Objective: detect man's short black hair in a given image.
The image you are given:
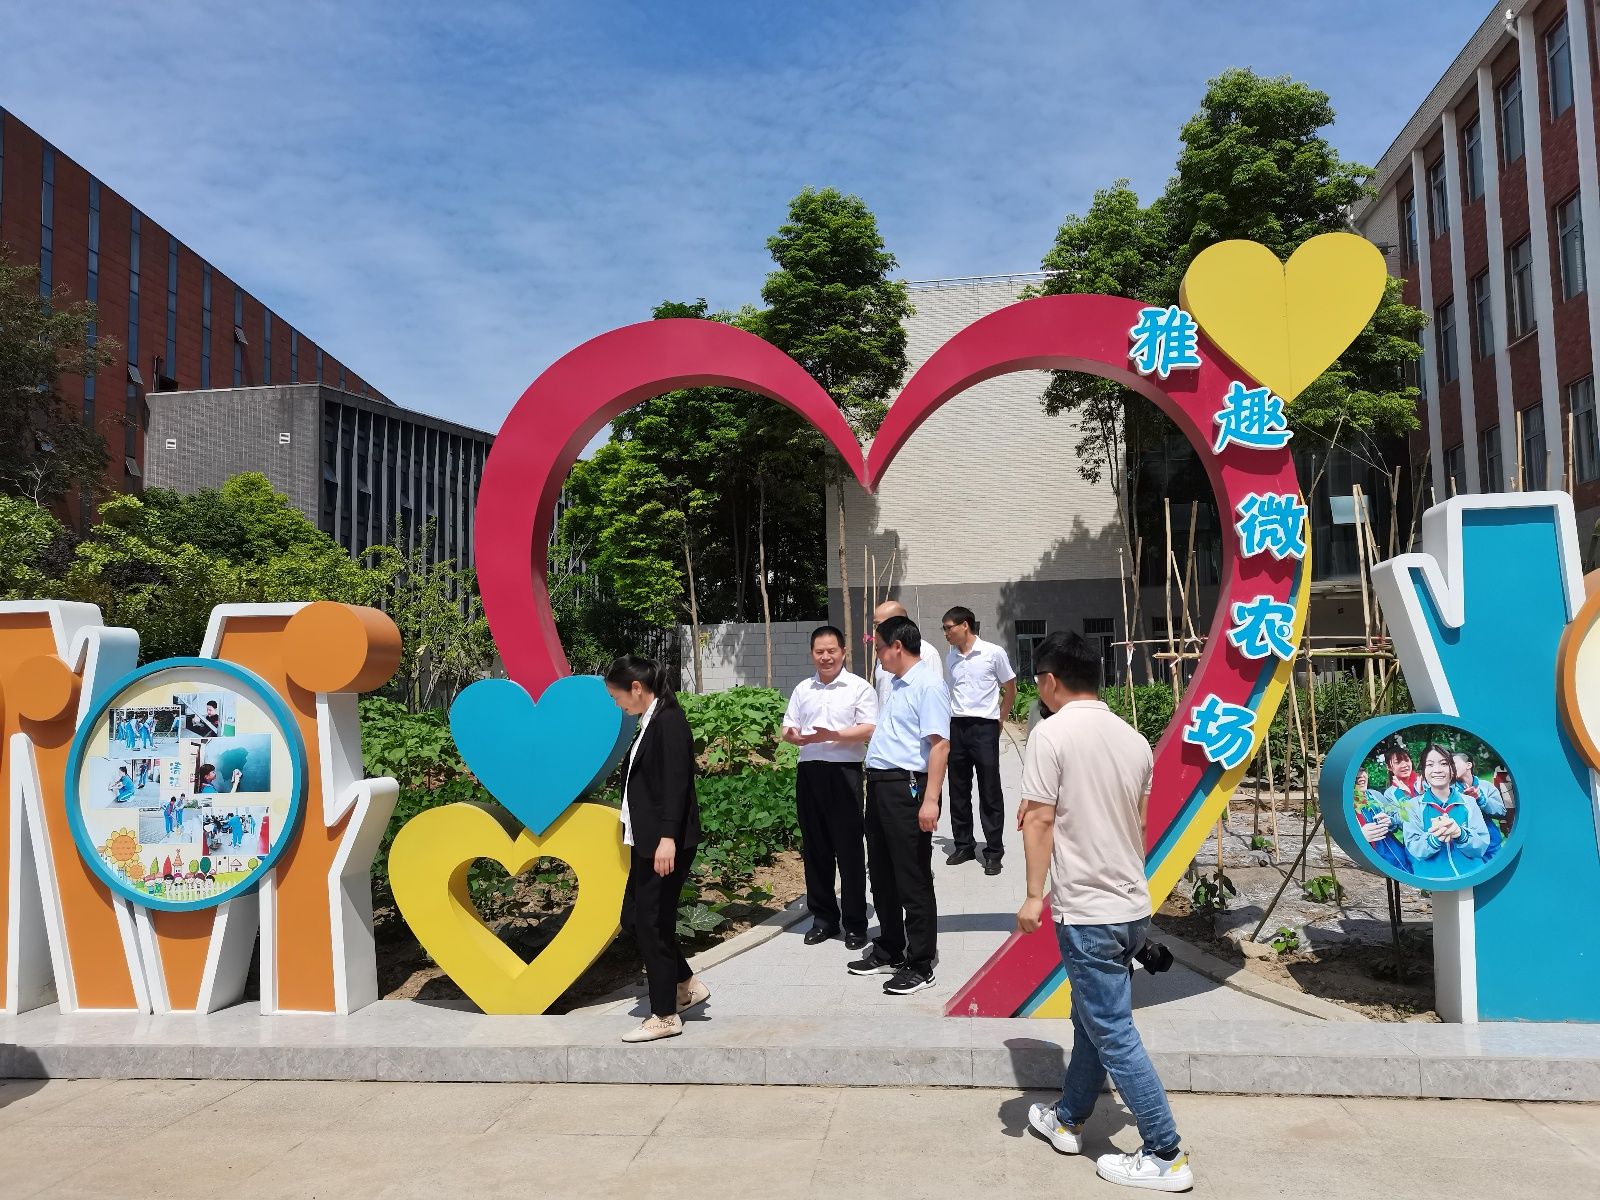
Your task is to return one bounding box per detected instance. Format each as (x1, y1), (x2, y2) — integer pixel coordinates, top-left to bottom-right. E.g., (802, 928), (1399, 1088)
(1034, 631), (1102, 694)
(942, 606), (978, 634)
(876, 615), (922, 656)
(810, 625), (846, 649)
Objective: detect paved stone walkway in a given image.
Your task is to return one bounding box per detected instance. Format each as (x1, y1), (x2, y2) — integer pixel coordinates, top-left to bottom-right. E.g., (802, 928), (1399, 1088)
(599, 729), (1313, 1022)
(4, 1078), (1595, 1198)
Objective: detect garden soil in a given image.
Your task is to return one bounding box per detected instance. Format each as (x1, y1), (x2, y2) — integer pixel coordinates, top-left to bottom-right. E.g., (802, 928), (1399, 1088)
(374, 849), (807, 1013)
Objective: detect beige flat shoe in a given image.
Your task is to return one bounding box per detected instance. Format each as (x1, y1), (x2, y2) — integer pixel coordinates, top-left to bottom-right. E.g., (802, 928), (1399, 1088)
(677, 980), (710, 1014)
(621, 1014), (683, 1043)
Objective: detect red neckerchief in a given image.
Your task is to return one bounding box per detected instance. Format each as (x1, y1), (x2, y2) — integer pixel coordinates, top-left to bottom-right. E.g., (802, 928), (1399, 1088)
(1392, 772), (1422, 798)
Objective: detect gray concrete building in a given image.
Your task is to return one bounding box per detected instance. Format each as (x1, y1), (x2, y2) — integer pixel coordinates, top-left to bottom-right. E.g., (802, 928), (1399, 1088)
(825, 275), (1388, 685)
(827, 275), (1136, 681)
(144, 384), (493, 570)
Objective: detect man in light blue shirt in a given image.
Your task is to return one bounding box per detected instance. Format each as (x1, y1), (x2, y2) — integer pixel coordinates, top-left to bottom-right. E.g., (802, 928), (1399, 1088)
(851, 615), (951, 996)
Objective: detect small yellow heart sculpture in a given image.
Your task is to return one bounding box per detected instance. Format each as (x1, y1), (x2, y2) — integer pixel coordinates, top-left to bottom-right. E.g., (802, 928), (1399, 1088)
(389, 801), (628, 1014)
(1177, 232), (1388, 402)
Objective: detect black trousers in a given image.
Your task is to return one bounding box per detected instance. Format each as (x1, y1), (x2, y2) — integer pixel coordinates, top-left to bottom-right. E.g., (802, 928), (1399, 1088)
(948, 716), (1005, 860)
(796, 761), (867, 934)
(865, 770), (937, 974)
(621, 844), (697, 1017)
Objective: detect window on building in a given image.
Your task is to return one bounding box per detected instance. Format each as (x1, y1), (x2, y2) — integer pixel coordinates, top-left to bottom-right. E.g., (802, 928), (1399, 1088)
(1558, 192), (1586, 300)
(1428, 158), (1450, 237)
(316, 347), (325, 384)
(1472, 270), (1494, 358)
(1500, 70), (1525, 163)
(1573, 377), (1599, 483)
(38, 145), (53, 296)
(263, 312), (273, 385)
(85, 177), (100, 420)
(1547, 15), (1574, 118)
(1444, 444), (1467, 497)
(1436, 298), (1458, 383)
(1463, 115), (1484, 201)
(1481, 423), (1503, 492)
(164, 236), (178, 384)
(1507, 236), (1536, 338)
(1080, 616), (1117, 688)
(1402, 193), (1419, 265)
(201, 265), (212, 390)
(127, 210), (140, 368)
(1522, 405), (1548, 489)
(291, 329), (299, 382)
(233, 288), (244, 386)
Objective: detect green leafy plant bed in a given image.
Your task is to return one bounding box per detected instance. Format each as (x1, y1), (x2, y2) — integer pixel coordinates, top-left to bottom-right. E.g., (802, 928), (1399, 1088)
(364, 686), (811, 1013)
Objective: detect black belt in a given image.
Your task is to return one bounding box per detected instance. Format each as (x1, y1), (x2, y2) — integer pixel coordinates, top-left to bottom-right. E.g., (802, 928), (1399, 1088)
(866, 767), (926, 779)
(951, 714), (1000, 723)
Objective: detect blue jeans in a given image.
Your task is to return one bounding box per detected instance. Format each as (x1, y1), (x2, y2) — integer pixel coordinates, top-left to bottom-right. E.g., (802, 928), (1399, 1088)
(1053, 918), (1180, 1155)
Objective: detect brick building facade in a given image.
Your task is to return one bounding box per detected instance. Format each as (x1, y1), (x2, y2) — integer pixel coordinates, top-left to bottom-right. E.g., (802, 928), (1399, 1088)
(0, 107), (386, 525)
(1354, 0), (1600, 540)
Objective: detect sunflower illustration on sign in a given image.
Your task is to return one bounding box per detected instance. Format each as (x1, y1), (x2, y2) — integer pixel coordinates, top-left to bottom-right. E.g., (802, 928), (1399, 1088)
(102, 829), (140, 877)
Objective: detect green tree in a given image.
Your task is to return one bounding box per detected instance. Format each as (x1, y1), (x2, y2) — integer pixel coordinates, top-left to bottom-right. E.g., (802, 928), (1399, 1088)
(0, 493), (74, 600)
(0, 252), (118, 505)
(65, 475), (377, 660)
(761, 187), (912, 668)
(363, 520), (495, 711)
(1033, 70), (1426, 675)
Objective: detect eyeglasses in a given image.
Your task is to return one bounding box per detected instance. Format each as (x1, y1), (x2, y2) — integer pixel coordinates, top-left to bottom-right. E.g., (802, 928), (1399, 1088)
(940, 623), (960, 632)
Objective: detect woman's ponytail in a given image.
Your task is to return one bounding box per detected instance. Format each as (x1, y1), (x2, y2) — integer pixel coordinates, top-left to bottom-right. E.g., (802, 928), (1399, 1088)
(604, 654), (679, 710)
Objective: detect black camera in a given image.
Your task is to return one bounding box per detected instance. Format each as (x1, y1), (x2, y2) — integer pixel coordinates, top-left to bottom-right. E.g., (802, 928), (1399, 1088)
(1134, 939), (1173, 974)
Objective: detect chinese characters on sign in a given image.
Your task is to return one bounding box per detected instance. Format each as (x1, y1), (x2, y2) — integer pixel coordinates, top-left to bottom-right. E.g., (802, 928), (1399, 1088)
(1128, 305), (1202, 379)
(1182, 695), (1257, 770)
(1213, 381), (1291, 453)
(1226, 595), (1298, 661)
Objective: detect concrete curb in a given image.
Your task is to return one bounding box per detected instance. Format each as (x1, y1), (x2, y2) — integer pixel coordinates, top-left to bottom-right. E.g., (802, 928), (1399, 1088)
(5, 1004), (1598, 1100)
(1156, 932), (1371, 1023)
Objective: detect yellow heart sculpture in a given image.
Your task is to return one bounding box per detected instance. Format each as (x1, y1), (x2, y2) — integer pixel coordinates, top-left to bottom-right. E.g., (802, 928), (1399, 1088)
(389, 801), (628, 1014)
(1177, 232), (1388, 402)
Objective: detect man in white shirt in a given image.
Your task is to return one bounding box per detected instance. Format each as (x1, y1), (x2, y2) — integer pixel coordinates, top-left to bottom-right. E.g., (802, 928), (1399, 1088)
(781, 625), (879, 948)
(871, 600), (944, 712)
(1016, 632), (1191, 1194)
(941, 606), (1016, 875)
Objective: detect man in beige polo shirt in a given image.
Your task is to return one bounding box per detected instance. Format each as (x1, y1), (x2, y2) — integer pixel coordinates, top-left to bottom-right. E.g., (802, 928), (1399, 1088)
(1016, 632), (1192, 1193)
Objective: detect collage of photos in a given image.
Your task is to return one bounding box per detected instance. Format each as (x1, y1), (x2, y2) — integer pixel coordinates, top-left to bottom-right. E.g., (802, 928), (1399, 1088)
(1350, 725), (1518, 884)
(77, 677), (294, 907)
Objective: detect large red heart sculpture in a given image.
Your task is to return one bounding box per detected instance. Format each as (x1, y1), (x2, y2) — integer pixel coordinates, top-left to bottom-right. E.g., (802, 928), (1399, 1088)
(475, 294), (1303, 1017)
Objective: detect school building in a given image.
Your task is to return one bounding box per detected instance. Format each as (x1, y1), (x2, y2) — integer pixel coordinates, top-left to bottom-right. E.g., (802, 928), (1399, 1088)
(0, 105), (387, 526)
(1352, 0), (1600, 544)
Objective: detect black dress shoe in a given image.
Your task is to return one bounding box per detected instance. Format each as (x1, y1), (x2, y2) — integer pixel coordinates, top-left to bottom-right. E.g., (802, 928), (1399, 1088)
(946, 847), (977, 866)
(983, 855), (1003, 876)
(803, 924), (839, 945)
(844, 931), (870, 951)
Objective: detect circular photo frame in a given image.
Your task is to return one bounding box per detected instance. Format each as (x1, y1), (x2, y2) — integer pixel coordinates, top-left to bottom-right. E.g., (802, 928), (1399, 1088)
(1320, 713), (1522, 892)
(66, 657), (306, 912)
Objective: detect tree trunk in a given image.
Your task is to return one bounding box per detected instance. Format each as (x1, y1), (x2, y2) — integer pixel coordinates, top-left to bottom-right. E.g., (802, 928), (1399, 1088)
(835, 471), (853, 672)
(758, 479), (774, 688)
(683, 536), (703, 694)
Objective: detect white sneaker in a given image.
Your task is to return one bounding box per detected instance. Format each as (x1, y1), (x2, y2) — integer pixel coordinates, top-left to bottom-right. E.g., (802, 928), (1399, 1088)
(1095, 1149), (1193, 1192)
(620, 1014), (683, 1043)
(1027, 1102), (1084, 1154)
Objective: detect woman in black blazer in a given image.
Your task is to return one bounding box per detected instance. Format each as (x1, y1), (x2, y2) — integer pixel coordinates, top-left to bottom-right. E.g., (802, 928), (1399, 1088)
(605, 654), (706, 1042)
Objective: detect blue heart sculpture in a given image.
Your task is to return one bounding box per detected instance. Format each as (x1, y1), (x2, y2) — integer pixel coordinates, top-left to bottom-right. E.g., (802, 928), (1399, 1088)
(449, 676), (635, 835)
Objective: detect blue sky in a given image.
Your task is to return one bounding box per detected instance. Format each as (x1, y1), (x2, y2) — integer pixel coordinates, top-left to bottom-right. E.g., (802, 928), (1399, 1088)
(1, 1), (1487, 433)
